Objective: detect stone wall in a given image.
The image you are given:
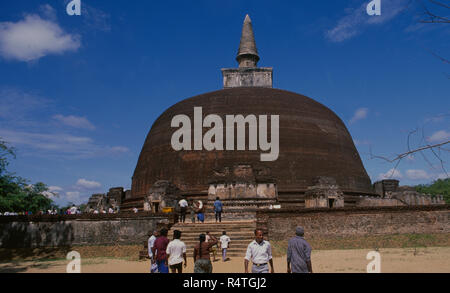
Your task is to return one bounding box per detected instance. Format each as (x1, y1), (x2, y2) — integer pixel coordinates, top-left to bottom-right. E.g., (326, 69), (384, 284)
(0, 213), (174, 248)
(256, 205), (450, 241)
(208, 183), (276, 200)
(356, 192), (445, 207)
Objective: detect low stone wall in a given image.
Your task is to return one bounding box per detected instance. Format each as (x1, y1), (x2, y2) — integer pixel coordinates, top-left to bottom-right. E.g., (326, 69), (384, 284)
(256, 205), (450, 241)
(0, 213), (174, 248)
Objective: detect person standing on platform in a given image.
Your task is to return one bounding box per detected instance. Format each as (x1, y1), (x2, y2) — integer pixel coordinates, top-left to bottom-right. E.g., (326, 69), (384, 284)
(178, 198), (188, 223)
(196, 200), (205, 223)
(152, 228), (170, 273)
(287, 226), (313, 273)
(190, 202), (196, 223)
(244, 229), (274, 273)
(213, 197), (223, 223)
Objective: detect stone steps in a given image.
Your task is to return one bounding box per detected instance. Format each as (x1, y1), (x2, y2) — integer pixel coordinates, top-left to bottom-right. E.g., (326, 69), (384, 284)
(167, 220), (256, 257)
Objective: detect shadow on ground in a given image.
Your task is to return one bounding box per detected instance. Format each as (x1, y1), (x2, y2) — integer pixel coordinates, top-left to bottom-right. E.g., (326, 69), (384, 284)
(0, 247), (71, 262)
(0, 264), (28, 273)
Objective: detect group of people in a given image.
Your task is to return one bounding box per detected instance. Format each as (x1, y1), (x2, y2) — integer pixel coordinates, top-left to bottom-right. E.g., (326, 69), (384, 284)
(147, 229), (231, 274)
(147, 226), (312, 274)
(178, 197), (223, 224)
(0, 205), (121, 216)
(0, 206), (77, 216)
(89, 207), (117, 214)
(148, 228), (187, 273)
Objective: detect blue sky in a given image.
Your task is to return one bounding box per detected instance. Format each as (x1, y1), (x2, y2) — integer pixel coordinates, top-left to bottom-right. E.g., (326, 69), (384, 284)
(0, 0), (449, 206)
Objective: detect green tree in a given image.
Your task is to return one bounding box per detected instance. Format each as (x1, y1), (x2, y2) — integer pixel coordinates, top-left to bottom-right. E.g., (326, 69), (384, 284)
(0, 139), (55, 213)
(415, 178), (450, 204)
(0, 138), (15, 175)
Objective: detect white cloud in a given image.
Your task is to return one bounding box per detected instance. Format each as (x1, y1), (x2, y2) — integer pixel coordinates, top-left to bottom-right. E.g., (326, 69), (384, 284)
(53, 114), (95, 130)
(0, 11), (80, 61)
(0, 129), (91, 150)
(326, 0), (408, 42)
(0, 128), (129, 159)
(76, 178), (101, 189)
(378, 168), (403, 180)
(49, 186), (63, 192)
(0, 88), (50, 121)
(424, 113), (448, 124)
(109, 146), (129, 153)
(42, 191), (58, 199)
(36, 185), (61, 199)
(350, 108), (369, 124)
(66, 191), (81, 202)
(406, 169), (431, 180)
(427, 130), (450, 143)
(354, 139), (371, 146)
(436, 173), (449, 180)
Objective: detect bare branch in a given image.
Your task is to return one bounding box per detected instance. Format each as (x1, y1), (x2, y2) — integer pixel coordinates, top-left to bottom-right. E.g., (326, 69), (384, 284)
(419, 127), (440, 171)
(369, 141), (450, 163)
(419, 0), (450, 23)
(428, 0), (450, 9)
(427, 143), (449, 176)
(427, 49), (450, 64)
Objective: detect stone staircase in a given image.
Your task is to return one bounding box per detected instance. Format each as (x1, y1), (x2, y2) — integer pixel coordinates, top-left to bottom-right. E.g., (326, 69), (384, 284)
(168, 220), (256, 258)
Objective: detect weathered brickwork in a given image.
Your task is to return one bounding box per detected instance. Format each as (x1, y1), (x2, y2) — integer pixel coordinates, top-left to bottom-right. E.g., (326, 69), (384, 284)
(257, 205), (450, 241)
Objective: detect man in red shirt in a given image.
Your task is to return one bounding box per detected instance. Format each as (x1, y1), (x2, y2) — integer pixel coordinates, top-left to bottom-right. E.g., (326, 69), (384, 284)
(152, 228), (170, 273)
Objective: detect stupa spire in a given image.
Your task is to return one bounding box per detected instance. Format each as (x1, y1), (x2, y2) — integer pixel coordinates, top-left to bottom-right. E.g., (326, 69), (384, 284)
(221, 15), (272, 88)
(236, 14), (260, 68)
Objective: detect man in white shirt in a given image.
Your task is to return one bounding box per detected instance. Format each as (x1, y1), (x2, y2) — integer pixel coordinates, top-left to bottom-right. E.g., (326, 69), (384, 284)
(219, 231), (231, 262)
(148, 230), (158, 273)
(69, 205), (77, 215)
(178, 198), (188, 223)
(244, 229), (274, 273)
(166, 230), (187, 273)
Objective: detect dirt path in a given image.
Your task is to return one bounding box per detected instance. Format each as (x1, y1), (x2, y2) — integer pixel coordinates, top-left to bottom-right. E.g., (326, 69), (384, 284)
(1, 247), (449, 273)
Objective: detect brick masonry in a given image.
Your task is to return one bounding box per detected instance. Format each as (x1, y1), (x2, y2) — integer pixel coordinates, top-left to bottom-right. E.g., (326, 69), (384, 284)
(256, 205), (450, 241)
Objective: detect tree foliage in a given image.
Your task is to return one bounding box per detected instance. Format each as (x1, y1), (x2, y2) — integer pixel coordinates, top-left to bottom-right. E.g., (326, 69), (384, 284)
(415, 178), (450, 204)
(0, 139), (55, 213)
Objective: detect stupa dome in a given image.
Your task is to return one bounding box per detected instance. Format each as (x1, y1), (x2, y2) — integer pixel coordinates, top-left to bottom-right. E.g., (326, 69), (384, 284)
(131, 87), (373, 199)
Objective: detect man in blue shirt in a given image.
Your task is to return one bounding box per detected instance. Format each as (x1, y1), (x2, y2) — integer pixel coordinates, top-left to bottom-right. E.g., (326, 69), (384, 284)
(213, 197), (223, 223)
(287, 226), (313, 273)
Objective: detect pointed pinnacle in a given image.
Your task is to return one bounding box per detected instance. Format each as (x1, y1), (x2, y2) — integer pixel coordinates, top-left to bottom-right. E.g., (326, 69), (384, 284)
(237, 14), (259, 67)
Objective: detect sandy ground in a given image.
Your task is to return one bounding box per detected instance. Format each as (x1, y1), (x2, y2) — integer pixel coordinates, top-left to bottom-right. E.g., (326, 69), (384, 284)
(1, 247), (449, 273)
